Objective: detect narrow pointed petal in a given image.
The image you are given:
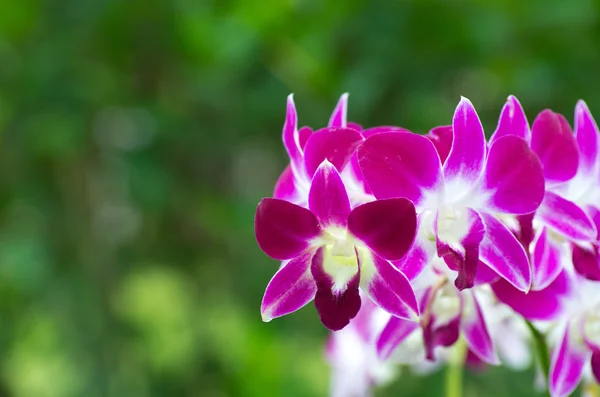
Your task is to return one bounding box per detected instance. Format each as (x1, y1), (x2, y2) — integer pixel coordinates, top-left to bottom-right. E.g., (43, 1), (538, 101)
(359, 250), (419, 321)
(481, 135), (545, 214)
(591, 350), (600, 384)
(461, 291), (499, 365)
(444, 97), (486, 191)
(537, 192), (597, 241)
(575, 100), (600, 179)
(273, 165), (296, 200)
(532, 228), (563, 291)
(492, 270), (570, 321)
(550, 323), (589, 397)
(358, 132), (443, 206)
(426, 125), (453, 164)
(308, 161), (351, 228)
(261, 251), (317, 321)
(348, 198), (417, 261)
(531, 109), (579, 183)
(436, 209), (485, 290)
(255, 198), (321, 260)
(303, 127), (363, 178)
(490, 95), (530, 144)
(376, 316), (420, 360)
(282, 94), (305, 178)
(572, 243), (600, 281)
(478, 212), (531, 291)
(328, 93), (348, 128)
(311, 247), (361, 331)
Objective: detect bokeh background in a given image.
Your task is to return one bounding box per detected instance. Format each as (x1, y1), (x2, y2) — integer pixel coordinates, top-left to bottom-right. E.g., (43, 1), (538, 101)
(0, 0), (598, 396)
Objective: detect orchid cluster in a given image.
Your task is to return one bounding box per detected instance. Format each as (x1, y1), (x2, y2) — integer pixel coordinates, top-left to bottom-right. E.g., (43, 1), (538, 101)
(254, 93), (600, 397)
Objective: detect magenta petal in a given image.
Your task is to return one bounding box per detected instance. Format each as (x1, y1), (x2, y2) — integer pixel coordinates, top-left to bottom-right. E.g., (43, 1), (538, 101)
(376, 316), (419, 360)
(478, 212), (531, 291)
(255, 198), (321, 260)
(261, 250), (317, 321)
(273, 165), (297, 202)
(311, 248), (361, 331)
(423, 312), (461, 361)
(591, 350), (600, 384)
(532, 228), (563, 291)
(444, 97), (486, 188)
(575, 100), (600, 178)
(492, 270), (569, 321)
(348, 198), (417, 261)
(303, 127), (363, 177)
(482, 135), (545, 214)
(474, 261), (501, 285)
(282, 95), (305, 177)
(392, 235), (434, 281)
(537, 192), (597, 241)
(308, 161), (351, 228)
(490, 95), (530, 145)
(437, 209), (484, 290)
(328, 93), (348, 128)
(572, 243), (600, 281)
(549, 323), (589, 397)
(359, 252), (419, 321)
(357, 132), (443, 205)
(531, 109), (579, 183)
(361, 126), (411, 139)
(298, 126), (312, 149)
(461, 291), (499, 365)
(426, 125), (453, 164)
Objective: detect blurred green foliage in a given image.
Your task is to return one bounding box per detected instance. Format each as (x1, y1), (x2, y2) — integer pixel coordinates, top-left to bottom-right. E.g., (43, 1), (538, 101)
(0, 0), (599, 396)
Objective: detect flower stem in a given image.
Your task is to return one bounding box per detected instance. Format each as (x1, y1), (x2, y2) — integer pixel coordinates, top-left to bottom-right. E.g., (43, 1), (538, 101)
(445, 338), (467, 397)
(525, 320), (551, 397)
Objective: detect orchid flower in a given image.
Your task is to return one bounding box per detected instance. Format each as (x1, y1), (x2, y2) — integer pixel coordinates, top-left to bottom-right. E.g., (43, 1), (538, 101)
(376, 257), (499, 366)
(255, 160), (419, 330)
(274, 94), (375, 208)
(358, 97), (545, 292)
(490, 97), (599, 290)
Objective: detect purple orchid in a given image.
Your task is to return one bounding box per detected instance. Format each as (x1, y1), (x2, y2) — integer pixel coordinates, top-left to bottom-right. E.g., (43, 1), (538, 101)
(256, 160), (419, 331)
(490, 97), (599, 290)
(358, 96), (545, 292)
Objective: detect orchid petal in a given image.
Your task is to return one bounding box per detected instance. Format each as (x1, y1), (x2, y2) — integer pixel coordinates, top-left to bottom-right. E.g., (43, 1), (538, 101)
(572, 243), (600, 281)
(474, 261), (501, 285)
(532, 227), (563, 291)
(461, 290), (499, 365)
(308, 161), (351, 228)
(255, 198), (321, 260)
(537, 192), (597, 241)
(531, 109), (579, 183)
(423, 312), (461, 361)
(348, 198), (417, 261)
(426, 125), (453, 164)
(273, 165), (298, 202)
(392, 226), (436, 282)
(303, 127), (363, 177)
(575, 100), (600, 179)
(444, 97), (486, 192)
(492, 270), (569, 321)
(328, 93), (349, 128)
(361, 126), (411, 139)
(359, 250), (419, 321)
(376, 316), (420, 360)
(261, 250), (317, 321)
(298, 126), (312, 149)
(479, 211), (531, 292)
(592, 350), (600, 384)
(549, 322), (589, 397)
(311, 247), (361, 331)
(282, 94), (305, 178)
(436, 209), (485, 290)
(481, 135), (545, 214)
(358, 132), (443, 207)
(490, 95), (530, 145)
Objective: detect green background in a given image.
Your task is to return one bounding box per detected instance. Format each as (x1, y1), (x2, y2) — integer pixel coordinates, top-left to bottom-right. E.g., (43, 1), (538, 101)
(0, 0), (597, 395)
